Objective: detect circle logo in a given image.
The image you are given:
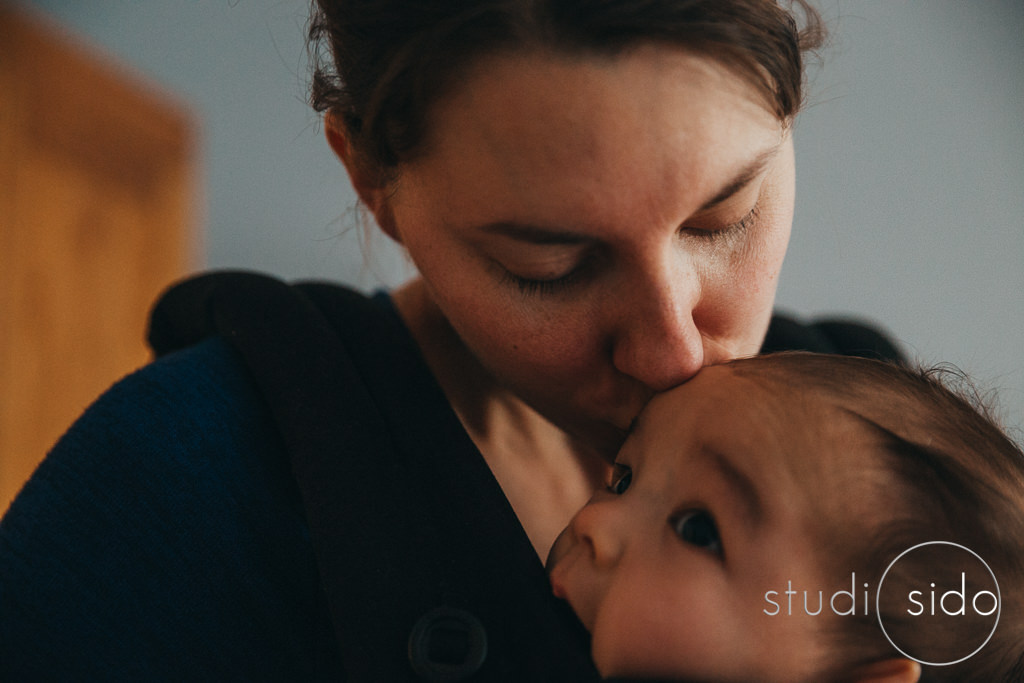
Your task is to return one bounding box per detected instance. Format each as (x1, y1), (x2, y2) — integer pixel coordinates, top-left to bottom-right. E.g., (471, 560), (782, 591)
(875, 541), (1000, 666)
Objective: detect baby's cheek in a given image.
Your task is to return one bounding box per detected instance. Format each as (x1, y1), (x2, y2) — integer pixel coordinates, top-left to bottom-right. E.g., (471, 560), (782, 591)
(589, 598), (697, 676)
(591, 586), (750, 679)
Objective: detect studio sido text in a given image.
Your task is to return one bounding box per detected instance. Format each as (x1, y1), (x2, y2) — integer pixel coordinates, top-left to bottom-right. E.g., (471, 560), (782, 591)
(763, 573), (999, 617)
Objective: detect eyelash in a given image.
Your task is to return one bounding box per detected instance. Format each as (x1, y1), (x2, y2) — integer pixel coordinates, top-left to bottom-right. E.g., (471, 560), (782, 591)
(501, 260), (590, 296)
(684, 204), (760, 243)
(502, 204), (759, 296)
(606, 463), (633, 495)
(671, 509), (724, 559)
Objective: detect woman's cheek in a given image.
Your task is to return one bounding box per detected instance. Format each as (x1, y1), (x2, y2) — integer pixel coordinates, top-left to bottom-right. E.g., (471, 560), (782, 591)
(479, 310), (601, 380)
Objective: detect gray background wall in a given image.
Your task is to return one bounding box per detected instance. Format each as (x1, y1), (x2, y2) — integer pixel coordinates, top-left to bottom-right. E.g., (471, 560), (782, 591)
(18, 0), (1024, 436)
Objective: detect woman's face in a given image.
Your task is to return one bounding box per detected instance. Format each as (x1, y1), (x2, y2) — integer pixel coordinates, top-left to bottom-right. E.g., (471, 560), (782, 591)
(378, 45), (794, 456)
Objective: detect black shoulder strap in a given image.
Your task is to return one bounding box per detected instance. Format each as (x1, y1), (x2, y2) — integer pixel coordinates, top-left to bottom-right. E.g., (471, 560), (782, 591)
(148, 274), (906, 682)
(148, 271), (598, 683)
(761, 312), (905, 362)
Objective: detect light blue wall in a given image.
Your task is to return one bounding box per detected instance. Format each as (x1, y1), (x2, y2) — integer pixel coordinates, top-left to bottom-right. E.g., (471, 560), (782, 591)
(19, 0), (1024, 434)
(786, 1), (1024, 434)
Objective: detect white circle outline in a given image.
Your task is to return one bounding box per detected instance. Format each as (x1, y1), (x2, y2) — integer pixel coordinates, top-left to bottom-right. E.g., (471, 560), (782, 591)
(875, 541), (1001, 666)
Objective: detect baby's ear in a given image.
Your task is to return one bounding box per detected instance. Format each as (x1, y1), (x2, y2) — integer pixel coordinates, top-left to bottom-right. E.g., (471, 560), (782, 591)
(849, 658), (921, 683)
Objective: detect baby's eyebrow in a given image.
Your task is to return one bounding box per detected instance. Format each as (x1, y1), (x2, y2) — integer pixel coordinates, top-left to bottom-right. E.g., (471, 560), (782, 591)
(703, 449), (765, 531)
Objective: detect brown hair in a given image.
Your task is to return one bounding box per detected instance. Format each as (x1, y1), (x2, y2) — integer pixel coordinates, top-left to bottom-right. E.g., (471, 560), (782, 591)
(731, 352), (1024, 681)
(308, 0), (825, 186)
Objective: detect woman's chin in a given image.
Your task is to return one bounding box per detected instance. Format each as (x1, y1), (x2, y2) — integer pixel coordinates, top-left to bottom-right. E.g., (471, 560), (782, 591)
(561, 424), (626, 462)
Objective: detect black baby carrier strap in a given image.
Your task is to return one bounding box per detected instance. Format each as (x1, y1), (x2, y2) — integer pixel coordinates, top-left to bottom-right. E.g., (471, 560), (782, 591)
(147, 271), (598, 683)
(761, 312), (905, 362)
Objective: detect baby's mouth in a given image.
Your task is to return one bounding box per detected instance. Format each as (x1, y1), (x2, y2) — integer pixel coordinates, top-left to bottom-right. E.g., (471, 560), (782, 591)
(545, 526), (571, 570)
(545, 528), (575, 603)
(547, 562), (596, 632)
(548, 569), (569, 600)
(545, 535), (598, 633)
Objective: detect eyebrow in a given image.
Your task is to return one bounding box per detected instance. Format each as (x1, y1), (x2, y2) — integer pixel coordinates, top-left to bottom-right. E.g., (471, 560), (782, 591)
(698, 145), (781, 212)
(478, 222), (591, 245)
(476, 145), (781, 244)
(702, 448), (765, 532)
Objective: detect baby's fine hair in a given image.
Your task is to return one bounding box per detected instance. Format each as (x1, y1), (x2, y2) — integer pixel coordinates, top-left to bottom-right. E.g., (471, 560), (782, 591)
(730, 352), (1024, 682)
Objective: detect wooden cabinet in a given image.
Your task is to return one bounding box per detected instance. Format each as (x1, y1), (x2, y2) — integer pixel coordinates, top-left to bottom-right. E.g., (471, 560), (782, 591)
(0, 4), (197, 512)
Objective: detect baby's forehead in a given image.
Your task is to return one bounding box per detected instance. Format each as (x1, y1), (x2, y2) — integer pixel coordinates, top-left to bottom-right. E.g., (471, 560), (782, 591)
(711, 357), (903, 430)
(645, 361), (844, 430)
(722, 359), (907, 511)
(642, 360), (896, 509)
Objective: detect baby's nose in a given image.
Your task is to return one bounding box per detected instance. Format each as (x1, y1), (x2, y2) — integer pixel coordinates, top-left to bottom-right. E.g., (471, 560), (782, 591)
(571, 499), (627, 568)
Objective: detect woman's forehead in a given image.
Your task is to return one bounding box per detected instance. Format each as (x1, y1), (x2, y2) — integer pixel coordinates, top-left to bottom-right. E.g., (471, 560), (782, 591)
(427, 45), (780, 151)
(401, 45), (785, 228)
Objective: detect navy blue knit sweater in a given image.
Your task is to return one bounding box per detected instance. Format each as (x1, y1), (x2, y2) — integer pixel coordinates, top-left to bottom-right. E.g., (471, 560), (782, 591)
(0, 274), (901, 681)
(0, 338), (342, 680)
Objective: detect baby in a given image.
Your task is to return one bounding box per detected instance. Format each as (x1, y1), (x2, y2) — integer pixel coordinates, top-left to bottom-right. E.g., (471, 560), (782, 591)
(546, 352), (1024, 682)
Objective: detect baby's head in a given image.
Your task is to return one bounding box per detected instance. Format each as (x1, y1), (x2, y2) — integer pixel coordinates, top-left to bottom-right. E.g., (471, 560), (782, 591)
(546, 352), (1024, 682)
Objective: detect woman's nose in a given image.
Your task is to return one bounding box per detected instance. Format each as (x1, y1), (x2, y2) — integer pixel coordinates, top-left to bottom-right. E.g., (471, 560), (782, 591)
(611, 265), (704, 392)
(571, 498), (627, 568)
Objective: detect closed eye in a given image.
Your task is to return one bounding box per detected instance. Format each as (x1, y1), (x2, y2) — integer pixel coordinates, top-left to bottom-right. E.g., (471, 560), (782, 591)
(501, 265), (586, 296)
(681, 204), (760, 243)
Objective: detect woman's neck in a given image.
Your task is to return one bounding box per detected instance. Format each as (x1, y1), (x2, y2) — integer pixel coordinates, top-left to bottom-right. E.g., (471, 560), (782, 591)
(391, 279), (610, 560)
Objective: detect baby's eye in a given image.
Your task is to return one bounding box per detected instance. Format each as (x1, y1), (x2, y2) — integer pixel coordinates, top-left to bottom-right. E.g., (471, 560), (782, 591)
(606, 463), (632, 495)
(672, 510), (722, 557)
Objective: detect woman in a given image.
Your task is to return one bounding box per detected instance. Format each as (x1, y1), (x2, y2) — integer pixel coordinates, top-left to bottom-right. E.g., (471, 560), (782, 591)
(0, 1), (901, 680)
